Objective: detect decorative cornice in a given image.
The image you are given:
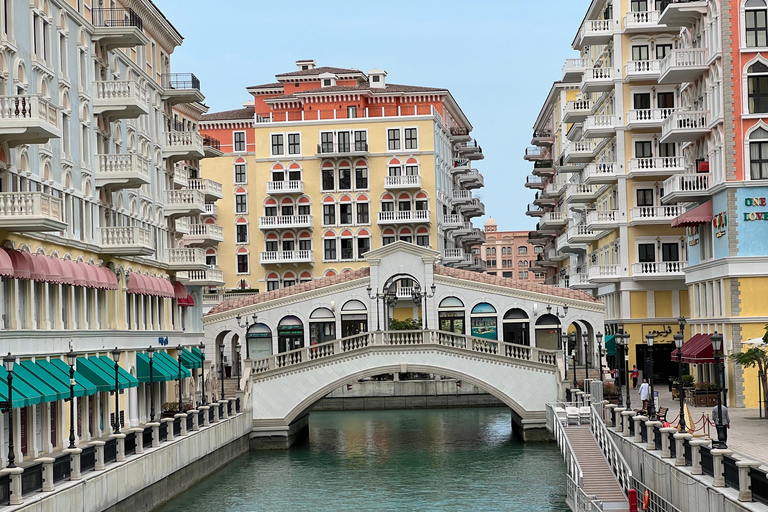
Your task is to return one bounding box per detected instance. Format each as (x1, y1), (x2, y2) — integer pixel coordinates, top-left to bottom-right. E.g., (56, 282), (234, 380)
(125, 0), (184, 52)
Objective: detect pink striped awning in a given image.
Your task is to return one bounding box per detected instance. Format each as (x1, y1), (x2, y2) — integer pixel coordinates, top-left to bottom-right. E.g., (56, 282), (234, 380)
(7, 250), (31, 280)
(59, 259), (76, 286)
(173, 281), (188, 300)
(127, 273), (147, 295)
(0, 249), (14, 278)
(99, 267), (119, 291)
(82, 263), (100, 289)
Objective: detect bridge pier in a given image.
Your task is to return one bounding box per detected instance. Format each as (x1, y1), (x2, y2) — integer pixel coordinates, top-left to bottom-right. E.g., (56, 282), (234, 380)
(510, 410), (551, 442)
(250, 414), (310, 450)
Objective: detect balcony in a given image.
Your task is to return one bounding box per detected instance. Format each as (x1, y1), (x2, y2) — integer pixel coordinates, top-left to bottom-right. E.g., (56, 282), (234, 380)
(558, 232), (587, 255)
(377, 210), (431, 225)
(442, 248), (473, 267)
(586, 210), (620, 230)
(460, 199), (485, 218)
(570, 273), (596, 290)
(451, 161), (474, 175)
(163, 130), (205, 161)
(528, 231), (550, 246)
(624, 10), (671, 32)
(449, 127), (472, 143)
(458, 170), (484, 190)
(544, 177), (568, 197)
(202, 134), (224, 158)
(259, 215), (314, 230)
(523, 146), (546, 161)
(167, 248), (209, 271)
(583, 162), (618, 185)
(567, 224), (598, 244)
(176, 268), (225, 286)
(532, 160), (555, 178)
(547, 245), (569, 263)
(452, 222), (474, 239)
(583, 114), (617, 138)
(469, 257), (487, 273)
(625, 59), (661, 81)
(556, 161), (586, 174)
(451, 190), (474, 206)
(173, 166), (189, 188)
(99, 226), (154, 256)
(627, 156), (686, 178)
(540, 211), (568, 229)
(175, 217), (190, 234)
(577, 18), (615, 47)
(566, 183), (601, 203)
(260, 250), (315, 266)
(563, 140), (597, 164)
(632, 261), (688, 279)
(93, 80), (149, 119)
(658, 49), (708, 84)
(531, 131), (555, 147)
(0, 191), (67, 232)
(457, 140), (484, 160)
(662, 172), (712, 204)
(661, 111), (710, 143)
(95, 153), (151, 190)
(581, 67), (615, 94)
(161, 74), (205, 106)
(657, 0), (707, 28)
(457, 227), (485, 246)
(629, 205), (683, 226)
(563, 99), (593, 124)
(316, 142), (370, 158)
(91, 8), (149, 50)
(533, 192), (556, 207)
(526, 204), (545, 217)
(562, 58), (593, 83)
(201, 203), (217, 217)
(626, 108), (673, 130)
(0, 94), (60, 147)
(384, 175), (422, 190)
(441, 214), (464, 230)
(164, 189), (205, 219)
(267, 180), (304, 195)
(187, 178), (223, 201)
(185, 223), (224, 246)
(588, 264), (620, 282)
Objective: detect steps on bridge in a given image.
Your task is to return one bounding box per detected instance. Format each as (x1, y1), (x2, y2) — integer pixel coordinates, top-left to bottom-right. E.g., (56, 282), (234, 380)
(563, 426), (628, 507)
(565, 368), (604, 383)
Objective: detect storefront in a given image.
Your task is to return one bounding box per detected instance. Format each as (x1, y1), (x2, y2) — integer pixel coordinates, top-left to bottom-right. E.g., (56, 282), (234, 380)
(278, 316), (305, 353)
(341, 300), (368, 337)
(309, 308), (336, 345)
(534, 314), (560, 351)
(438, 297), (465, 334)
(247, 323), (273, 359)
(470, 303), (497, 340)
(502, 308), (530, 345)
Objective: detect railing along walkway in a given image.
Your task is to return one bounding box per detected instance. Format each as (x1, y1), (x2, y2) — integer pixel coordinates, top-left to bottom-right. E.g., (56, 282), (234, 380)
(565, 426), (628, 507)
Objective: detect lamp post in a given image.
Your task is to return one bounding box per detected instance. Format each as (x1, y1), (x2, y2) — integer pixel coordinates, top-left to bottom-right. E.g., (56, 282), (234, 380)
(571, 350), (577, 390)
(198, 341), (206, 406)
(177, 345), (183, 413)
(111, 347), (121, 434)
(384, 289), (398, 329)
(147, 346), (155, 422)
(711, 331), (726, 448)
(646, 332), (656, 418)
(617, 332), (631, 409)
(67, 349), (77, 449)
(236, 313), (257, 391)
(236, 343), (242, 391)
(596, 332), (604, 382)
(583, 332), (590, 376)
(674, 333), (686, 432)
(560, 333), (569, 380)
(3, 353), (15, 468)
(411, 283), (436, 329)
(219, 342), (225, 401)
(366, 286), (382, 331)
(614, 334), (624, 407)
(678, 316), (687, 337)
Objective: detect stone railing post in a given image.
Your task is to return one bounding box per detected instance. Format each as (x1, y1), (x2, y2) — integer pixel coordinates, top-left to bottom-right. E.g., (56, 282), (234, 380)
(90, 440), (106, 470)
(604, 404), (616, 427)
(110, 433), (126, 462)
(711, 449), (733, 487)
(176, 413), (188, 436)
(163, 418), (175, 441)
(674, 433), (692, 466)
(689, 439), (708, 475)
(645, 421), (662, 450)
(219, 399), (229, 419)
(199, 405), (210, 426)
(211, 403), (219, 423)
(39, 458), (55, 492)
(1, 467), (24, 505)
(633, 415), (647, 443)
(148, 422), (160, 447)
(613, 407), (625, 432)
(65, 447), (83, 480)
(660, 427), (677, 458)
(130, 427), (145, 454)
(621, 410), (635, 437)
(187, 409), (199, 431)
(374, 331), (383, 345)
(228, 397), (237, 416)
(737, 460), (761, 502)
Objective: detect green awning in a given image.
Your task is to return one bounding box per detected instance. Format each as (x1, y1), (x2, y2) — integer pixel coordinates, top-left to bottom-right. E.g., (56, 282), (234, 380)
(38, 359), (98, 398)
(75, 357), (113, 392)
(136, 353), (175, 383)
(149, 352), (179, 380)
(18, 361), (70, 402)
(93, 356), (138, 389)
(0, 368), (41, 408)
(605, 334), (616, 357)
(11, 362), (63, 403)
(180, 348), (202, 369)
(156, 351), (191, 379)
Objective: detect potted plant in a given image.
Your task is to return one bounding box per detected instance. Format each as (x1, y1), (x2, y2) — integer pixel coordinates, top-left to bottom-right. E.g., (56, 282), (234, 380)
(162, 402), (179, 418)
(603, 382), (620, 404)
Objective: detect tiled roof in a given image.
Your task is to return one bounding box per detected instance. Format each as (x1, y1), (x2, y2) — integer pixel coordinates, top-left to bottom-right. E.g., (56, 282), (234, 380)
(248, 82), (283, 90)
(433, 266), (602, 304)
(205, 268), (371, 316)
(200, 106), (255, 122)
(275, 66), (363, 78)
(264, 83), (449, 102)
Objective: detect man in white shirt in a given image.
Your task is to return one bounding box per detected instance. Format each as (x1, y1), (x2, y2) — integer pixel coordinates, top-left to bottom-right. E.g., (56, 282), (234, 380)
(639, 379), (650, 411)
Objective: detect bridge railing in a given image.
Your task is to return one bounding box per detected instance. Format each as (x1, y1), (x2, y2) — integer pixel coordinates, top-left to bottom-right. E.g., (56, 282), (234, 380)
(590, 404), (632, 493)
(546, 403), (583, 487)
(247, 330), (559, 376)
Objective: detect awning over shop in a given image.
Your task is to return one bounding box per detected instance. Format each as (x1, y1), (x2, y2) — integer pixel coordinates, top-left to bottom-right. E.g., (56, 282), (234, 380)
(92, 356), (139, 389)
(155, 350), (191, 379)
(6, 249), (31, 280)
(17, 360), (69, 402)
(671, 200), (713, 228)
(604, 334), (616, 357)
(173, 281), (188, 300)
(0, 367), (42, 408)
(39, 359), (98, 397)
(76, 357), (116, 392)
(180, 348), (202, 369)
(178, 295), (195, 307)
(671, 333), (715, 364)
(0, 248), (13, 278)
(136, 353), (175, 383)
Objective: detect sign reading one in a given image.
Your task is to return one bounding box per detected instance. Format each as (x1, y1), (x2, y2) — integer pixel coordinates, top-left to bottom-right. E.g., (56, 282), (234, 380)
(744, 197), (768, 222)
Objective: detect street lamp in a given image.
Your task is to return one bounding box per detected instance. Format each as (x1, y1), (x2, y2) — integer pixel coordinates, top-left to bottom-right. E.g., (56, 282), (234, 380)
(674, 332), (686, 432)
(147, 346), (155, 422)
(571, 350), (577, 391)
(678, 316), (686, 336)
(617, 332), (631, 409)
(366, 286), (382, 331)
(582, 332), (590, 375)
(646, 332), (656, 418)
(236, 313), (257, 391)
(3, 353), (15, 468)
(67, 349), (77, 449)
(236, 342), (242, 391)
(199, 342), (206, 406)
(219, 342), (225, 401)
(411, 283), (436, 329)
(560, 333), (569, 380)
(546, 304), (568, 318)
(177, 345), (184, 413)
(711, 331), (726, 448)
(111, 347), (121, 434)
(596, 332), (604, 382)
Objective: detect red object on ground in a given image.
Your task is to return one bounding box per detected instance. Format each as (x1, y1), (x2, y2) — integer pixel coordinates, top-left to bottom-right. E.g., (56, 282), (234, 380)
(628, 489), (638, 512)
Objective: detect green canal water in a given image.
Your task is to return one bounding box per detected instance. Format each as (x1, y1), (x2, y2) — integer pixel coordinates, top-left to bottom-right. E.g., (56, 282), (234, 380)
(156, 408), (569, 512)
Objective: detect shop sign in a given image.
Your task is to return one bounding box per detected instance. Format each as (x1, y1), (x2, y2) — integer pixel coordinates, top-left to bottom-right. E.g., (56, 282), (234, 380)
(744, 197), (768, 222)
(713, 212), (727, 238)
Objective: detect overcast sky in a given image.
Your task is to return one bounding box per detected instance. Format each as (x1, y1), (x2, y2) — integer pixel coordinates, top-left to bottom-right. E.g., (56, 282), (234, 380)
(154, 0), (588, 231)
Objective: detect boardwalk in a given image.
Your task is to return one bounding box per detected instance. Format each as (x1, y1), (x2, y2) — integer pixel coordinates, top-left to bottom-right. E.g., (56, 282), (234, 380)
(564, 425), (629, 510)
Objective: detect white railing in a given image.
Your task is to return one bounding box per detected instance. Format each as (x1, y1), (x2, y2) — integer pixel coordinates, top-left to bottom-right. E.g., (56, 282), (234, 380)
(625, 59), (661, 76)
(546, 403), (584, 489)
(99, 226), (152, 248)
(660, 48), (707, 76)
(568, 224), (596, 240)
(187, 178), (223, 197)
(96, 153), (150, 178)
(0, 191), (63, 222)
(168, 247), (206, 265)
(164, 130), (204, 151)
(570, 273), (591, 287)
(395, 286), (414, 299)
(443, 248), (465, 260)
(625, 9), (660, 26)
(572, 139), (597, 154)
(541, 211), (565, 224)
(632, 261), (688, 276)
(568, 183), (600, 198)
(0, 94), (58, 126)
(188, 223), (224, 239)
(260, 250), (314, 264)
(258, 214), (313, 229)
(587, 210), (619, 226)
(584, 162), (618, 180)
(377, 210), (430, 223)
(630, 205), (682, 221)
(629, 156), (685, 172)
(94, 80), (148, 106)
(662, 111), (710, 136)
(441, 214), (462, 226)
(663, 172), (711, 197)
(563, 58), (593, 76)
(589, 405), (632, 494)
(180, 268), (224, 283)
(384, 175), (421, 188)
(628, 108), (674, 123)
(256, 104), (442, 123)
(588, 265), (619, 279)
(173, 166), (189, 187)
(583, 67), (613, 83)
(266, 180), (304, 194)
(452, 189), (473, 201)
(580, 18), (613, 40)
(165, 189), (205, 207)
(175, 217), (190, 233)
(203, 203), (217, 216)
(584, 114), (617, 131)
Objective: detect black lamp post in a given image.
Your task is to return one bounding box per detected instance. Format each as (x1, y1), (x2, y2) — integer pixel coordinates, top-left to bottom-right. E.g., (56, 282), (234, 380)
(177, 345), (183, 413)
(583, 332), (590, 375)
(219, 342), (225, 401)
(199, 341), (206, 405)
(614, 333), (624, 407)
(646, 332), (656, 418)
(596, 332), (604, 382)
(561, 333), (569, 380)
(384, 290), (398, 329)
(571, 351), (577, 390)
(111, 347), (121, 434)
(235, 343), (242, 391)
(147, 346), (155, 422)
(678, 316), (687, 337)
(617, 332), (631, 409)
(411, 283), (436, 329)
(67, 349), (77, 449)
(236, 313), (257, 391)
(366, 286), (382, 331)
(674, 332), (686, 432)
(3, 353), (15, 468)
(711, 331), (726, 448)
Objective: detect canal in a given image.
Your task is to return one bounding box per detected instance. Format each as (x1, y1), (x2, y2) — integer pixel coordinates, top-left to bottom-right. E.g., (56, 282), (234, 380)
(156, 408), (569, 511)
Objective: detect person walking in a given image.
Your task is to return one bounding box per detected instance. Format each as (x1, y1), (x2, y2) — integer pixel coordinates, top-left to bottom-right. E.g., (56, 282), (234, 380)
(712, 404), (730, 447)
(631, 365), (639, 388)
(639, 379), (650, 412)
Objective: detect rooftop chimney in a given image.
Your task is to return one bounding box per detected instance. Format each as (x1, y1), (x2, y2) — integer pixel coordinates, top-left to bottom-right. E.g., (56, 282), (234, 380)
(367, 69), (387, 89)
(296, 59), (316, 71)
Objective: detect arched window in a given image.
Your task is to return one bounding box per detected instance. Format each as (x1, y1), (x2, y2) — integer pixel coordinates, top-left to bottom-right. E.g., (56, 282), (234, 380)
(503, 308), (530, 346)
(299, 271), (313, 284)
(518, 246), (528, 255)
(309, 307), (335, 345)
(266, 272), (280, 291)
(354, 160), (368, 189)
(438, 297), (465, 334)
(470, 303), (497, 340)
(341, 300), (367, 336)
(323, 230), (337, 261)
(236, 217), (248, 244)
(382, 227), (395, 246)
(748, 61), (768, 113)
(340, 229), (354, 260)
(746, 0), (768, 47)
(236, 247), (249, 274)
(338, 160), (352, 191)
(235, 187), (247, 214)
(288, 162), (302, 182)
(535, 314), (561, 351)
(356, 194), (369, 224)
(749, 127), (768, 179)
(282, 271), (296, 288)
(357, 228), (370, 258)
(277, 316), (304, 352)
(246, 323), (272, 359)
(235, 158), (247, 184)
(205, 248), (217, 266)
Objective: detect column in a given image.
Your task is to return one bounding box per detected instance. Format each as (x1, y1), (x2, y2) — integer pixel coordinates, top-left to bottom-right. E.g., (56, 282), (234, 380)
(90, 440), (105, 471)
(645, 421), (662, 450)
(64, 447), (82, 480)
(711, 449), (733, 487)
(111, 433), (126, 462)
(633, 415), (646, 443)
(737, 460), (761, 502)
(162, 418), (174, 441)
(175, 413), (188, 436)
(689, 439), (709, 475)
(199, 405), (210, 427)
(130, 427), (145, 454)
(39, 457), (55, 491)
(660, 427), (677, 458)
(2, 467), (24, 505)
(674, 433), (692, 466)
(149, 422), (160, 447)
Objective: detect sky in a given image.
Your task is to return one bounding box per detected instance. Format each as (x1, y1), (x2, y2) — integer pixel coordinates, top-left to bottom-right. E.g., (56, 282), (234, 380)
(154, 0), (589, 231)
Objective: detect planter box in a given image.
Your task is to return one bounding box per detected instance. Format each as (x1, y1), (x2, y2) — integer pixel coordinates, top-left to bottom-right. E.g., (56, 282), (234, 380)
(693, 390), (724, 407)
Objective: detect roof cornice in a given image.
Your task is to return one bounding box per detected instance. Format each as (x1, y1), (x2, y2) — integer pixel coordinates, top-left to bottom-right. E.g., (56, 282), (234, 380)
(125, 0), (184, 52)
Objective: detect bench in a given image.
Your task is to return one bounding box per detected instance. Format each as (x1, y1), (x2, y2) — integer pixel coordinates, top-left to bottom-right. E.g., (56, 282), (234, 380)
(657, 407), (668, 422)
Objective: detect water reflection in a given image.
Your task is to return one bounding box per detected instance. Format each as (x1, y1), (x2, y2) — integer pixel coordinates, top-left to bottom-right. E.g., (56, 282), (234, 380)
(155, 408), (569, 512)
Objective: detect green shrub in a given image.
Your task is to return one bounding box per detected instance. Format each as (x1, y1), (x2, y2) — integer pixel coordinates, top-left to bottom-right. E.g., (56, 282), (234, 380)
(389, 318), (422, 331)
